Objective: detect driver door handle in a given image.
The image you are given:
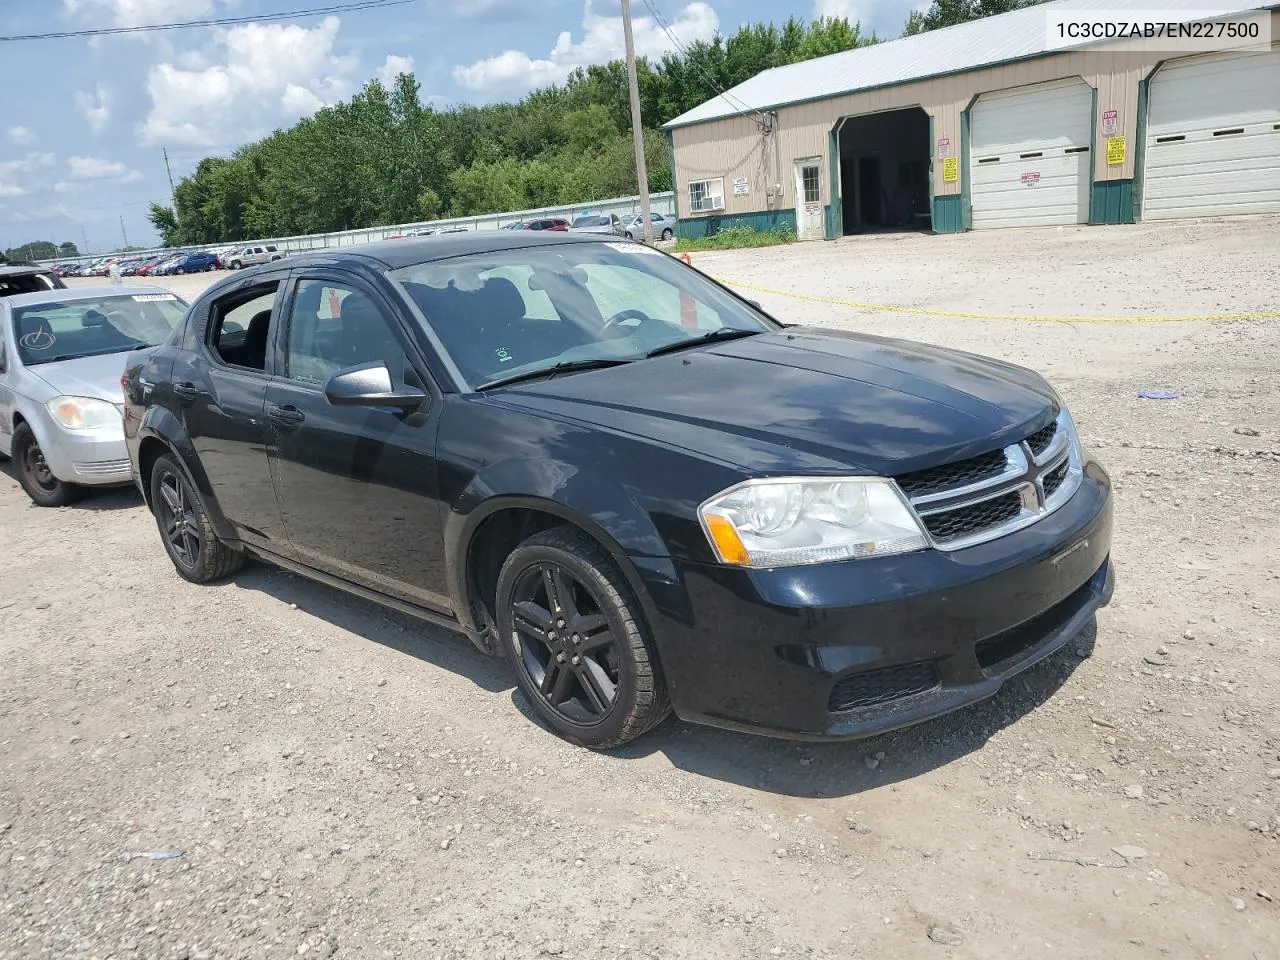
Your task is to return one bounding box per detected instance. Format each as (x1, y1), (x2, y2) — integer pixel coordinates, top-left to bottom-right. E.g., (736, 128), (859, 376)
(268, 403), (306, 426)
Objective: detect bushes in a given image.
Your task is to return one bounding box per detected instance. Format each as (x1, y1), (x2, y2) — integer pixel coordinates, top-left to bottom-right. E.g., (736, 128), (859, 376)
(672, 226), (797, 252)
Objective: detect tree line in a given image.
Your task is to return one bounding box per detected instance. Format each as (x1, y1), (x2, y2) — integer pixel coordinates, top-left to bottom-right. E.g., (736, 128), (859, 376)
(147, 2), (1039, 247)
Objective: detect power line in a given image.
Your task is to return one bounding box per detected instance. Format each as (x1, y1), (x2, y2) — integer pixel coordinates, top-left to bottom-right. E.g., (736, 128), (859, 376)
(640, 0), (768, 127)
(0, 0), (414, 42)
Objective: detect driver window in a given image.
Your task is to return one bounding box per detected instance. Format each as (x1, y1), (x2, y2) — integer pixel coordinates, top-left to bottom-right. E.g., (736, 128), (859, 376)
(284, 280), (411, 388)
(581, 264), (721, 330)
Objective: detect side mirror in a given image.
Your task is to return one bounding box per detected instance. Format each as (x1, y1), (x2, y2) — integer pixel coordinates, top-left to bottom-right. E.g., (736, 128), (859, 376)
(324, 361), (425, 410)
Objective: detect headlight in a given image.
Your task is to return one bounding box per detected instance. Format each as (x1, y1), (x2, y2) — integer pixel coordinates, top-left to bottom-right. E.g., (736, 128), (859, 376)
(46, 396), (122, 431)
(698, 477), (928, 567)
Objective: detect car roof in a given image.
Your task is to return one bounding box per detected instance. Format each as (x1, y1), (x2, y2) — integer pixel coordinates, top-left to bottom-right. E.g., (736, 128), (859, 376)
(232, 231), (627, 274)
(0, 264), (57, 278)
(0, 284), (177, 309)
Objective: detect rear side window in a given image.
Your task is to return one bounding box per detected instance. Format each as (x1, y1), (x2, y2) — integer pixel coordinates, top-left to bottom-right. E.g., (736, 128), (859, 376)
(208, 283), (279, 371)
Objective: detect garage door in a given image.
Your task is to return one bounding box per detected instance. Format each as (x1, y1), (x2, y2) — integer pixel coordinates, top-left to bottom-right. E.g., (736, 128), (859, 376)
(969, 79), (1093, 229)
(1143, 48), (1280, 220)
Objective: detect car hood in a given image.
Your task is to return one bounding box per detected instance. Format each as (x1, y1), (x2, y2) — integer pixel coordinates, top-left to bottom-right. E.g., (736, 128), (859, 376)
(29, 352), (128, 405)
(487, 329), (1059, 476)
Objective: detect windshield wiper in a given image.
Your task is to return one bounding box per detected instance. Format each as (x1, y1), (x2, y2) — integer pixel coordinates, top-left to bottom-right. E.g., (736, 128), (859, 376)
(476, 357), (636, 391)
(645, 328), (762, 359)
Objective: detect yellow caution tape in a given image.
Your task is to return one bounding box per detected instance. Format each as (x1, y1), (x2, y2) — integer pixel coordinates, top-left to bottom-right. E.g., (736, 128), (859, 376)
(712, 276), (1280, 325)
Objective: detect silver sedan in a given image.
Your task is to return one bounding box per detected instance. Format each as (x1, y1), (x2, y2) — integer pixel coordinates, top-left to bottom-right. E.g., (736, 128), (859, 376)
(0, 285), (187, 506)
(621, 212), (677, 241)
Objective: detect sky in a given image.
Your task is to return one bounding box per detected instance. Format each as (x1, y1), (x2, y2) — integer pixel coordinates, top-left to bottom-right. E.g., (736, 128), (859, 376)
(0, 0), (924, 254)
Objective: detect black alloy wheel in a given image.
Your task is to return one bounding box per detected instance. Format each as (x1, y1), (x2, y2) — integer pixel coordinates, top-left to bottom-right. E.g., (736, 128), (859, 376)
(496, 527), (670, 748)
(156, 468), (201, 570)
(512, 562), (620, 724)
(150, 453), (244, 583)
(12, 423), (80, 507)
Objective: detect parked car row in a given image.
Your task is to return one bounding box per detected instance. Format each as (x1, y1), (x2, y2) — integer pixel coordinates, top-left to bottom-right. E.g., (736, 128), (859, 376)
(48, 244), (288, 280)
(0, 232), (1114, 753)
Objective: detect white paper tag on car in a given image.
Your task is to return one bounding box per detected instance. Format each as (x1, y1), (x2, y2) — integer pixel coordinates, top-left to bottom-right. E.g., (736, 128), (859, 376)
(132, 294), (179, 302)
(602, 242), (664, 256)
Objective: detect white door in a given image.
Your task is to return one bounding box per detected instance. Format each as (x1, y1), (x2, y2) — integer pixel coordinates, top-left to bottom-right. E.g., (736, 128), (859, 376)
(1143, 47), (1280, 220)
(969, 78), (1093, 229)
(794, 159), (825, 240)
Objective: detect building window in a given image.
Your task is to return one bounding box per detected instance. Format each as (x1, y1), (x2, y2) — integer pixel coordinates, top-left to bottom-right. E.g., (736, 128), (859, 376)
(801, 165), (821, 204)
(688, 178), (725, 213)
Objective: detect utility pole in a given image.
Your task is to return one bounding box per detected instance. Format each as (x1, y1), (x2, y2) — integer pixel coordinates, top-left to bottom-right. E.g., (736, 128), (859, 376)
(163, 147), (178, 210)
(620, 0), (654, 245)
(119, 216), (129, 250)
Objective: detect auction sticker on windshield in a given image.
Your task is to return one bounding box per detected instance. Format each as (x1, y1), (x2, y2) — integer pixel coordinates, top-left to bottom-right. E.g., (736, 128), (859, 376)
(132, 294), (178, 302)
(603, 242), (664, 256)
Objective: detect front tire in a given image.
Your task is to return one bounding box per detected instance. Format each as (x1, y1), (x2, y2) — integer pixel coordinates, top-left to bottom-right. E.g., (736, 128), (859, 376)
(229, 261), (241, 270)
(175, 267), (186, 275)
(661, 228), (673, 241)
(150, 454), (244, 584)
(496, 526), (670, 749)
(12, 423), (81, 507)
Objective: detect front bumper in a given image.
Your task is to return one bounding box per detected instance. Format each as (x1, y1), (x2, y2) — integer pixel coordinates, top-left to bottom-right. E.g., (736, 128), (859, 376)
(37, 420), (132, 486)
(640, 460), (1114, 741)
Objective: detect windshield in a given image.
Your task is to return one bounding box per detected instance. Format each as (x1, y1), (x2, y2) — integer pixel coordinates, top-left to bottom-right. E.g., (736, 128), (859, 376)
(390, 242), (777, 389)
(13, 293), (187, 366)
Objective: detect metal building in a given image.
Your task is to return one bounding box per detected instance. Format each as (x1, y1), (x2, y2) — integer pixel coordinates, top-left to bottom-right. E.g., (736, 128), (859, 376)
(664, 0), (1280, 239)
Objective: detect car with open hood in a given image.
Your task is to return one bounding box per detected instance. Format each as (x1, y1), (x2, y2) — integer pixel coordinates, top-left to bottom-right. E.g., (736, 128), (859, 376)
(121, 233), (1113, 749)
(1, 286), (187, 505)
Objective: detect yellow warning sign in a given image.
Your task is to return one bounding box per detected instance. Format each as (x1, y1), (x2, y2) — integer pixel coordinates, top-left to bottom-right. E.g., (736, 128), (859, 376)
(942, 156), (959, 183)
(1106, 135), (1127, 166)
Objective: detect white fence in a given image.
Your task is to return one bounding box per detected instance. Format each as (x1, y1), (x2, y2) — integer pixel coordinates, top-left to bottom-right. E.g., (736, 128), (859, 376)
(36, 191), (677, 267)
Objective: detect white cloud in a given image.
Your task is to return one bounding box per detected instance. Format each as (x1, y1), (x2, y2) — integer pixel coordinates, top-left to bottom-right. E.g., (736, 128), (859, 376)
(0, 153), (57, 177)
(62, 0), (217, 27)
(426, 0), (563, 17)
(139, 16), (359, 148)
(76, 86), (113, 133)
(66, 155), (141, 180)
(454, 0), (719, 92)
(0, 152), (55, 199)
(7, 126), (35, 146)
(376, 54), (416, 87)
(813, 0), (861, 19)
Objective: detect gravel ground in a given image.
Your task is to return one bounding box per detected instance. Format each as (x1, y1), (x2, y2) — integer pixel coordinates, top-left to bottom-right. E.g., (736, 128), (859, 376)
(4, 216), (1279, 960)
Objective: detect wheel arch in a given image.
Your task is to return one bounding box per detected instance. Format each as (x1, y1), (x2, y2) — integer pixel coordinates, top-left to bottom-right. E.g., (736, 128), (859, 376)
(450, 490), (666, 656)
(135, 410), (238, 542)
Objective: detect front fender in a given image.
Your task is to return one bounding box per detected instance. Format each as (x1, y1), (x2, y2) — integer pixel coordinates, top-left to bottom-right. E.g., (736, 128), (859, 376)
(444, 456), (674, 636)
(135, 405), (239, 543)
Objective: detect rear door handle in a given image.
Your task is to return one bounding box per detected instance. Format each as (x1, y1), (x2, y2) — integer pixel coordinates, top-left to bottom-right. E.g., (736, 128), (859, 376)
(173, 381), (199, 402)
(268, 404), (306, 426)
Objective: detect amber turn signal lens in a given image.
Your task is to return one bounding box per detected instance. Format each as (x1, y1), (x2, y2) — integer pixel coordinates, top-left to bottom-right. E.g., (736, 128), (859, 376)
(704, 514), (751, 566)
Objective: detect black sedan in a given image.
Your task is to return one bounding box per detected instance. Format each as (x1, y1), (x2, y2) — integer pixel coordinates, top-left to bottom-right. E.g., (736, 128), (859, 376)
(122, 233), (1113, 749)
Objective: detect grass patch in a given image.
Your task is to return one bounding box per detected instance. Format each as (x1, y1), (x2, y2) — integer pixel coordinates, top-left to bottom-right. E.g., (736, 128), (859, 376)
(672, 225), (797, 252)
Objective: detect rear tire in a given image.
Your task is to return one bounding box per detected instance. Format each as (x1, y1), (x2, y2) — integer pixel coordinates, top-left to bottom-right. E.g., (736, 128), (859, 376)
(496, 526), (670, 749)
(229, 261), (241, 270)
(150, 454), (244, 584)
(12, 423), (82, 507)
(175, 267), (186, 275)
(661, 228), (673, 241)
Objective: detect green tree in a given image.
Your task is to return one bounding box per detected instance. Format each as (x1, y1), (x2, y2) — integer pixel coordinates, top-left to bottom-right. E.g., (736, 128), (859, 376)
(904, 0), (1047, 35)
(147, 14), (876, 240)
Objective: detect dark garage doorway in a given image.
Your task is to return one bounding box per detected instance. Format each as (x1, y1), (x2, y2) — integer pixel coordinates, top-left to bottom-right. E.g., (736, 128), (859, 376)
(837, 107), (932, 234)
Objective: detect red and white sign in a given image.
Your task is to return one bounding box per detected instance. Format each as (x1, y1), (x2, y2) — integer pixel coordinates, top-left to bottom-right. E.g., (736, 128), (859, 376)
(937, 137), (951, 159)
(1020, 171), (1041, 186)
(1101, 109), (1118, 136)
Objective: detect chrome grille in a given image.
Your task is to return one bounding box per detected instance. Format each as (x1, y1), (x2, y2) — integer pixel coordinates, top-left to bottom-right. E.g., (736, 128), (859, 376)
(895, 409), (1082, 552)
(921, 491), (1023, 542)
(74, 459), (130, 477)
(895, 448), (1008, 497)
(1025, 423), (1057, 458)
